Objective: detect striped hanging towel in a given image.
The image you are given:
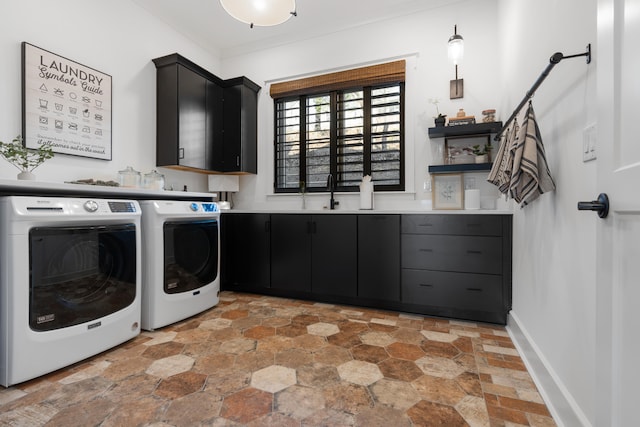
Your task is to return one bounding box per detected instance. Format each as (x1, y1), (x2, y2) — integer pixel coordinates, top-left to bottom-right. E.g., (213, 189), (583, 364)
(488, 119), (519, 196)
(509, 101), (555, 206)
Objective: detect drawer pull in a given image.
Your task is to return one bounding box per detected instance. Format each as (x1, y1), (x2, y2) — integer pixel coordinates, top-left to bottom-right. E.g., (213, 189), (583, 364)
(467, 223), (481, 227)
(467, 250), (482, 254)
(419, 248), (434, 252)
(419, 283), (433, 288)
(466, 288), (483, 292)
(418, 223), (433, 227)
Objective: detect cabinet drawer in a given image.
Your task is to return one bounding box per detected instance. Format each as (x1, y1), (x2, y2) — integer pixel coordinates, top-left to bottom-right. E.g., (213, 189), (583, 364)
(402, 234), (502, 274)
(401, 214), (503, 236)
(402, 269), (503, 312)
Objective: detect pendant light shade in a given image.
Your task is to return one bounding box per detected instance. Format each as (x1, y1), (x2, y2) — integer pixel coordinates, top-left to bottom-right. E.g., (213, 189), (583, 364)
(448, 25), (464, 99)
(448, 25), (464, 65)
(220, 0), (296, 27)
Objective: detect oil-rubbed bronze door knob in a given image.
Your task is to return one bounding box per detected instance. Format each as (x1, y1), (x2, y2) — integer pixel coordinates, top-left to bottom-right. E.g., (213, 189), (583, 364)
(577, 193), (609, 218)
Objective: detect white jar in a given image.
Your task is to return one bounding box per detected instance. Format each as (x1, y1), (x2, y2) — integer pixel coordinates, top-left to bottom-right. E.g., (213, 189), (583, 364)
(143, 169), (165, 190)
(117, 166), (141, 188)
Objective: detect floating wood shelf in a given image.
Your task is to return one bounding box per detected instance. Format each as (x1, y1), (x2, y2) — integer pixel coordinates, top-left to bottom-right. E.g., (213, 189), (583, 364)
(428, 121), (503, 138)
(428, 163), (493, 174)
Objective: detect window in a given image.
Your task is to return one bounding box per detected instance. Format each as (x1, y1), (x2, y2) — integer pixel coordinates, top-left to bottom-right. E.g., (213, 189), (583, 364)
(272, 61), (405, 193)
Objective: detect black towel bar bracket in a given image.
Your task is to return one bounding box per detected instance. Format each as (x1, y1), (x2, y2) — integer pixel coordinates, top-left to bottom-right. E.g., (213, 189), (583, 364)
(494, 44), (592, 141)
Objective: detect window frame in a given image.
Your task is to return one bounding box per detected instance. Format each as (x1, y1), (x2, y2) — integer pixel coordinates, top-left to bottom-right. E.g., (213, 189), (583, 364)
(273, 81), (405, 194)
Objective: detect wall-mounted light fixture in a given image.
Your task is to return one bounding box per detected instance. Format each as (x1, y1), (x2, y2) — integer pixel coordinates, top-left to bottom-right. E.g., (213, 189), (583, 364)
(220, 0), (297, 28)
(448, 24), (464, 99)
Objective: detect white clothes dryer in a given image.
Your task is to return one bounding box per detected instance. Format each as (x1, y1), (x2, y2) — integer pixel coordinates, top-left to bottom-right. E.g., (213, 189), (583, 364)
(139, 200), (220, 331)
(0, 196), (141, 387)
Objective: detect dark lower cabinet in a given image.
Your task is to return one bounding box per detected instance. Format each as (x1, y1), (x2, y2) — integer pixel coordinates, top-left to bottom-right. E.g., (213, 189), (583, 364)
(402, 269), (503, 313)
(312, 215), (357, 298)
(221, 212), (512, 324)
(221, 213), (270, 290)
(271, 214), (312, 292)
(270, 214), (358, 297)
(358, 215), (400, 301)
(400, 214), (512, 324)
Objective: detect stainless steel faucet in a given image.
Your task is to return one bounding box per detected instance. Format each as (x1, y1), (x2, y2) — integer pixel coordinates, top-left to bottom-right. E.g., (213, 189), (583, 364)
(327, 174), (338, 209)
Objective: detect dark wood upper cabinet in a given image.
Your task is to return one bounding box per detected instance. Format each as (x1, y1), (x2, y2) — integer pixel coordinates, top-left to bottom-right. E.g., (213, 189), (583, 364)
(153, 54), (260, 174)
(218, 77), (259, 173)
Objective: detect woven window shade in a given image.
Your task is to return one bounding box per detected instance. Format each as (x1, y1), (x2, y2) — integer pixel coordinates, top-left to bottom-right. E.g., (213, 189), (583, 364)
(270, 60), (405, 98)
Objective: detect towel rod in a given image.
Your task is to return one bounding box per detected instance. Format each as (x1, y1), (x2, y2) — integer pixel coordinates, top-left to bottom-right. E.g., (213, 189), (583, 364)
(494, 44), (591, 141)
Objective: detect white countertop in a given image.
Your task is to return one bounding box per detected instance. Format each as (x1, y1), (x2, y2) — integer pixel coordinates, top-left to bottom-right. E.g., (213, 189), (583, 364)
(225, 209), (513, 215)
(0, 178), (215, 200)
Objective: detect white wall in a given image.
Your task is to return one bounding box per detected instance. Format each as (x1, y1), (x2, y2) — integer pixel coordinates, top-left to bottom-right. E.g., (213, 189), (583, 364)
(0, 1), (598, 423)
(221, 0), (502, 211)
(0, 0), (220, 192)
(498, 0), (597, 425)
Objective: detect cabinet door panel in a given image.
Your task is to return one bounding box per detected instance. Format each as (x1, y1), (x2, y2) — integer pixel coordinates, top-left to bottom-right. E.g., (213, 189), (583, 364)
(206, 80), (224, 170)
(358, 215), (401, 301)
(402, 234), (502, 274)
(402, 269), (503, 312)
(312, 215), (357, 297)
(222, 213), (270, 289)
(177, 65), (207, 170)
(401, 214), (503, 236)
(271, 215), (311, 292)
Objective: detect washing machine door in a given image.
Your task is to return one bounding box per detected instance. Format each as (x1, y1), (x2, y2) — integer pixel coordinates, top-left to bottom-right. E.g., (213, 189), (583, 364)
(29, 224), (137, 331)
(163, 219), (219, 294)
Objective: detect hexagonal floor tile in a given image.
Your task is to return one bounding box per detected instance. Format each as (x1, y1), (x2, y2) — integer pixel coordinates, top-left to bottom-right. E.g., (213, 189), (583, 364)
(415, 355), (466, 379)
(307, 322), (340, 337)
(145, 354), (195, 378)
(337, 360), (383, 386)
(360, 331), (396, 347)
(220, 387), (272, 424)
(370, 378), (421, 410)
(251, 365), (297, 393)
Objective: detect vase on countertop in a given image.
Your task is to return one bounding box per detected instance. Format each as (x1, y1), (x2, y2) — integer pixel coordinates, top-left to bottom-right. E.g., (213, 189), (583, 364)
(17, 171), (36, 180)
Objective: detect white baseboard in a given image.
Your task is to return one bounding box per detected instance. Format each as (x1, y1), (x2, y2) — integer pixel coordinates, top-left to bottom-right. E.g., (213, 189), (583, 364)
(506, 312), (592, 427)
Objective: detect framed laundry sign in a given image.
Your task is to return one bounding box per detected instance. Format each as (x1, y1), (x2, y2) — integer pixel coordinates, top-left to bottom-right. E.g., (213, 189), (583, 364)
(21, 42), (112, 160)
(432, 173), (464, 209)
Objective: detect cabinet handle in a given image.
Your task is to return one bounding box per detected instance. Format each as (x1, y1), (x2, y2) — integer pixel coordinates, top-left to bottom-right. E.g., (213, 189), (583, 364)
(312, 222), (317, 234)
(265, 220), (270, 233)
(236, 156), (240, 167)
(179, 148), (185, 159)
(419, 283), (434, 288)
(418, 223), (433, 227)
(466, 288), (483, 292)
(466, 250), (482, 254)
(467, 223), (481, 227)
(419, 248), (433, 252)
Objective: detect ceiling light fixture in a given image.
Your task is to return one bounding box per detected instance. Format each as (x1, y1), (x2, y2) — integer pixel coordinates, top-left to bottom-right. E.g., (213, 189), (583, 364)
(220, 0), (297, 28)
(448, 24), (464, 99)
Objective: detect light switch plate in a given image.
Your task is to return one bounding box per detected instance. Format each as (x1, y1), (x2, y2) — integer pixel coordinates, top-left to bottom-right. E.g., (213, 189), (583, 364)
(583, 123), (597, 162)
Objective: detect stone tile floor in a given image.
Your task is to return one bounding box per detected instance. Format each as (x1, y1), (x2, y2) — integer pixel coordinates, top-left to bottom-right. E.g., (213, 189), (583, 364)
(0, 292), (556, 426)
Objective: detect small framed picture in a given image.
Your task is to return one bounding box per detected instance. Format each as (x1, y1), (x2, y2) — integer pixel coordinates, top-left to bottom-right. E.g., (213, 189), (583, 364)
(432, 173), (464, 210)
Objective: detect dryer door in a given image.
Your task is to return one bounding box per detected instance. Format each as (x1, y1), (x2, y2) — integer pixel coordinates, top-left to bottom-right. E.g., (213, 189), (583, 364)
(29, 224), (137, 331)
(163, 219), (219, 294)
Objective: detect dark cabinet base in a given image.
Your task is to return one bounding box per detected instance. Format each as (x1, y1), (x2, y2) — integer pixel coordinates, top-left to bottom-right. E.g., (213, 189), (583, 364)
(221, 213), (512, 325)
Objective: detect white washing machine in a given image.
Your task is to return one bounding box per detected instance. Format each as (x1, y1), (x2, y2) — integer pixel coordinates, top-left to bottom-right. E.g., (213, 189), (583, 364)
(139, 200), (220, 331)
(0, 196), (141, 387)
